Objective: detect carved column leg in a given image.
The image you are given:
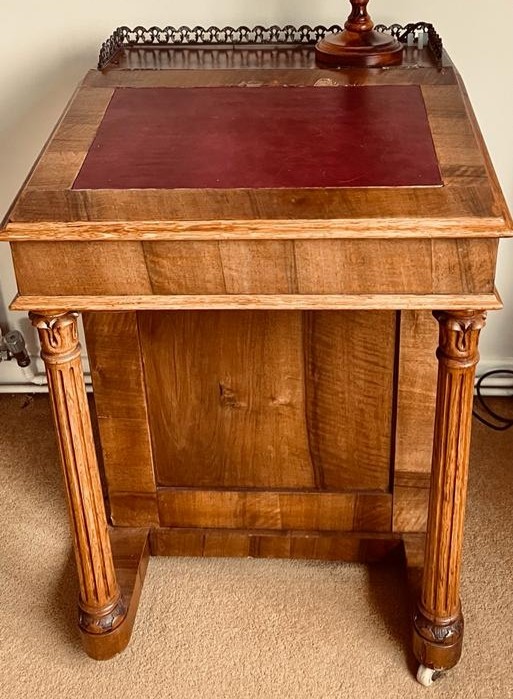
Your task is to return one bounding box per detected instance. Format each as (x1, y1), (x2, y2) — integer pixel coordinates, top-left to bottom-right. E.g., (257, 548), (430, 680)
(413, 310), (486, 673)
(30, 312), (127, 647)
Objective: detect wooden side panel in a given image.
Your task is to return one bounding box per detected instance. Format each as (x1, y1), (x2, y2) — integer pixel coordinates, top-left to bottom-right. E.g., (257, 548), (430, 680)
(138, 310), (395, 492)
(303, 311), (395, 490)
(83, 313), (158, 508)
(394, 311), (438, 475)
(109, 493), (159, 527)
(218, 240), (298, 293)
(393, 487), (430, 533)
(11, 239), (498, 297)
(294, 239), (496, 295)
(149, 528), (402, 562)
(139, 310), (314, 489)
(393, 310), (438, 533)
(13, 241), (152, 295)
(156, 490), (392, 532)
(143, 239), (497, 296)
(143, 241), (225, 294)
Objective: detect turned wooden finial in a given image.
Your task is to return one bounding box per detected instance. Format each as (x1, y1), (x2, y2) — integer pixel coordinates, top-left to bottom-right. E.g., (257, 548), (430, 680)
(344, 0), (374, 33)
(315, 0), (403, 67)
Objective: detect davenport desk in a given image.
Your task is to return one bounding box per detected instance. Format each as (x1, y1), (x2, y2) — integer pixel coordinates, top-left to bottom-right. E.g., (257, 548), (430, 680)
(1, 25), (511, 685)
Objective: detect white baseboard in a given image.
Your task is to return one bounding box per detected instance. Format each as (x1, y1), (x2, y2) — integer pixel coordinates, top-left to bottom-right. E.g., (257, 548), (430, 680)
(475, 358), (513, 397)
(0, 354), (91, 393)
(1, 357), (513, 396)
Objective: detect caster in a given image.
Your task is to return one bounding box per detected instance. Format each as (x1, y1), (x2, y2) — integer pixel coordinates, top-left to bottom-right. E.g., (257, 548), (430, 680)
(416, 665), (444, 687)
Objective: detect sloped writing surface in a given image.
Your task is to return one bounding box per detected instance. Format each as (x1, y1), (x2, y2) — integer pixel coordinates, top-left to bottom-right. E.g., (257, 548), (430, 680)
(73, 85), (442, 190)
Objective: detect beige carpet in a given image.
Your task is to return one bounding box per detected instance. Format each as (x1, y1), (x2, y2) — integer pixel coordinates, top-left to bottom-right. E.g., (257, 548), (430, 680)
(0, 394), (512, 699)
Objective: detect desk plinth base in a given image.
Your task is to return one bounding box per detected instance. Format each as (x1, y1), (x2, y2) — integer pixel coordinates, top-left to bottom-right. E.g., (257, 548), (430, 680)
(80, 528), (150, 660)
(79, 529), (428, 661)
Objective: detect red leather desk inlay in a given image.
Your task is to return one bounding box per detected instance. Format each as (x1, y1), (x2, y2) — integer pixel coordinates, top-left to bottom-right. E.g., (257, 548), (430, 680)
(73, 86), (442, 190)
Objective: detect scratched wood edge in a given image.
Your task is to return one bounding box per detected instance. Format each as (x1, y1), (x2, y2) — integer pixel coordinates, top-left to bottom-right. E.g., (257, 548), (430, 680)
(1, 216), (511, 240)
(9, 291), (503, 312)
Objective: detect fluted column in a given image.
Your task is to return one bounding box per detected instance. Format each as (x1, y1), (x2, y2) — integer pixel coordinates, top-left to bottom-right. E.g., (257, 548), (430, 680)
(30, 311), (126, 636)
(413, 310), (486, 670)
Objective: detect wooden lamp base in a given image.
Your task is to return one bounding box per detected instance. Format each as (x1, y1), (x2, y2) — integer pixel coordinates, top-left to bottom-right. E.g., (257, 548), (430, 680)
(315, 0), (403, 68)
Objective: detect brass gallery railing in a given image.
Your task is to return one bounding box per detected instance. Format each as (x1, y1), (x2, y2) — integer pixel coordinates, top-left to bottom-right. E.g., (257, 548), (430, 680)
(98, 22), (443, 70)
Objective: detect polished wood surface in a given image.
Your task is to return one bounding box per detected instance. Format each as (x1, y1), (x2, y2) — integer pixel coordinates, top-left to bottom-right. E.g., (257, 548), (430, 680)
(139, 310), (394, 491)
(393, 311), (439, 534)
(4, 41), (510, 674)
(1, 59), (510, 237)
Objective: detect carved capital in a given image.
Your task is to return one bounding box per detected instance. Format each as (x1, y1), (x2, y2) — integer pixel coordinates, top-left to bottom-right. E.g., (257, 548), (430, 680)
(79, 596), (127, 636)
(413, 607), (464, 647)
(29, 311), (81, 363)
(433, 310), (487, 368)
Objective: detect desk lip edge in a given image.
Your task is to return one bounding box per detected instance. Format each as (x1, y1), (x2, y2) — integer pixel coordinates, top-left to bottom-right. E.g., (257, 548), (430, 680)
(9, 291), (504, 313)
(1, 217), (512, 241)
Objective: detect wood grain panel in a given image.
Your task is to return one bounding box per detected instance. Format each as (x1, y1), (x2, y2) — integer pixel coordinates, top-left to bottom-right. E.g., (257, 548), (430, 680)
(294, 240), (496, 295)
(395, 311), (438, 475)
(252, 531), (398, 561)
(144, 240), (298, 294)
(354, 493), (393, 531)
(422, 85), (486, 179)
(393, 486), (430, 533)
(139, 310), (394, 492)
(304, 311), (395, 491)
(26, 152), (90, 190)
(11, 239), (497, 297)
(139, 310), (315, 489)
(83, 312), (149, 419)
(12, 242), (152, 296)
(143, 241), (225, 293)
(157, 489), (392, 531)
(83, 312), (157, 497)
(96, 417), (155, 492)
(218, 241), (298, 293)
(149, 528), (402, 562)
(393, 311), (438, 536)
(109, 493), (159, 527)
(26, 87), (114, 191)
(9, 184), (499, 224)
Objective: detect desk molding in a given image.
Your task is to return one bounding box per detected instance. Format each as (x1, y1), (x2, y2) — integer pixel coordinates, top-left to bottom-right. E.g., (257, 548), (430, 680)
(11, 291), (503, 312)
(1, 217), (511, 241)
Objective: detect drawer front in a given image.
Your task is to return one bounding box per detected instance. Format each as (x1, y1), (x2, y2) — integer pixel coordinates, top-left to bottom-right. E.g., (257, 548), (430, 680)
(11, 238), (497, 297)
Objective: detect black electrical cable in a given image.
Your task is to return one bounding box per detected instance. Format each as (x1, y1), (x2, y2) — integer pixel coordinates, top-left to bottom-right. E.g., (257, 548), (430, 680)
(472, 369), (513, 431)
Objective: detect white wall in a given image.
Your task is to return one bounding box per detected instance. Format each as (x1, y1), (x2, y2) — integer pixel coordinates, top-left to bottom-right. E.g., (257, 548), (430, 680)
(1, 1), (512, 385)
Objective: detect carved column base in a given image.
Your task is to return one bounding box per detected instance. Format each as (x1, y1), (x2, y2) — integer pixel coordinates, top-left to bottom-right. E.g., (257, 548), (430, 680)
(413, 606), (464, 670)
(79, 596), (127, 635)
